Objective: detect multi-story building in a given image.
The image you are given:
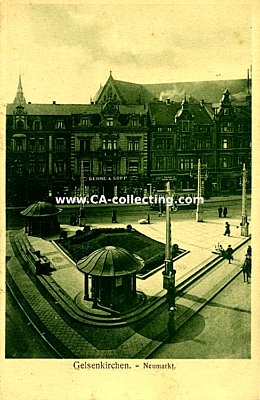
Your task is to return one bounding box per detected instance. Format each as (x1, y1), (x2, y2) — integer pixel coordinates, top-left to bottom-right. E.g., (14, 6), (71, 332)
(147, 97), (215, 197)
(6, 72), (251, 206)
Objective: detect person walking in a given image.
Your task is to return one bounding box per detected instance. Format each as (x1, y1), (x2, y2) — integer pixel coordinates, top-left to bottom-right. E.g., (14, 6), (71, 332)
(223, 206), (228, 218)
(246, 245), (252, 258)
(225, 245), (234, 264)
(224, 221), (231, 236)
(242, 256), (251, 283)
(218, 205), (223, 218)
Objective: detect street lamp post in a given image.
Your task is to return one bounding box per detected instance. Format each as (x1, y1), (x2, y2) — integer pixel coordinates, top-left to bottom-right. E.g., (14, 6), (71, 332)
(241, 163), (249, 236)
(196, 158), (204, 222)
(79, 160), (85, 227)
(162, 181), (176, 335)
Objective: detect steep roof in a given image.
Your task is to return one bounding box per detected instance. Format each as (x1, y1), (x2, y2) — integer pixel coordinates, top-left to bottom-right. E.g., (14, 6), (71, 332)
(143, 79), (248, 104)
(95, 75), (248, 105)
(149, 101), (214, 125)
(6, 103), (146, 116)
(13, 75), (26, 106)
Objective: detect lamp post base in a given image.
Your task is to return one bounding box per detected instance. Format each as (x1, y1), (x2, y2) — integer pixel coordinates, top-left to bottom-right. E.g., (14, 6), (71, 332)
(241, 224), (249, 237)
(196, 210), (204, 222)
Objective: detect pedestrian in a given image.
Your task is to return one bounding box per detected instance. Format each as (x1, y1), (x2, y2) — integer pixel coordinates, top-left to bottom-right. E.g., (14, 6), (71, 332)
(224, 221), (231, 236)
(112, 209), (117, 223)
(223, 206), (228, 218)
(246, 245), (252, 258)
(218, 205), (223, 218)
(241, 256), (251, 283)
(225, 244), (234, 264)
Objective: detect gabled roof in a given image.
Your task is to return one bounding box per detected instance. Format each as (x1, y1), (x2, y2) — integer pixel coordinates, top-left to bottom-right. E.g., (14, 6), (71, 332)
(94, 74), (153, 105)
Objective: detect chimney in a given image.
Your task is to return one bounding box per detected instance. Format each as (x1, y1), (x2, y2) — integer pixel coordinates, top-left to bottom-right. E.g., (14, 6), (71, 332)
(53, 101), (56, 104)
(28, 101), (31, 104)
(200, 99), (205, 107)
(166, 98), (170, 105)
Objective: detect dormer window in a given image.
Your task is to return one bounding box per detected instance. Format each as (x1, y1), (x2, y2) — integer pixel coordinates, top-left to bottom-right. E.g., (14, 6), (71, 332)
(56, 120), (65, 129)
(106, 118), (114, 127)
(224, 109), (229, 115)
(33, 118), (42, 131)
(81, 118), (89, 127)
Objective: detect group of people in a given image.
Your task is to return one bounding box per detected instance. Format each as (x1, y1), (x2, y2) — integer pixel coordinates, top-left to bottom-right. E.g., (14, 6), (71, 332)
(218, 243), (252, 283)
(218, 205), (228, 218)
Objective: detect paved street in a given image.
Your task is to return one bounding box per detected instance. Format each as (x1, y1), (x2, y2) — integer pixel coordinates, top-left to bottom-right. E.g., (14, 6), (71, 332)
(151, 273), (251, 359)
(6, 195), (251, 230)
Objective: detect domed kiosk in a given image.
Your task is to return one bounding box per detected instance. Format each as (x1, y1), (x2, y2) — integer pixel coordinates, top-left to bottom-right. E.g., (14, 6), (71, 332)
(77, 246), (144, 311)
(21, 201), (62, 237)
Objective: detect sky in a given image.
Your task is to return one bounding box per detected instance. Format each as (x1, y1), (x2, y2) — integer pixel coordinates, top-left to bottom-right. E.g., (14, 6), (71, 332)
(2, 2), (252, 104)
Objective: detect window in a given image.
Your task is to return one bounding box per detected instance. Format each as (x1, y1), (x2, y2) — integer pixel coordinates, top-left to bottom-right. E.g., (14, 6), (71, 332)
(180, 158), (193, 170)
(56, 120), (65, 129)
(15, 161), (23, 175)
(238, 124), (244, 132)
(166, 158), (173, 170)
(29, 161), (36, 174)
(103, 140), (117, 150)
(156, 157), (164, 170)
(16, 120), (24, 130)
(106, 118), (113, 127)
(105, 161), (113, 174)
(56, 160), (66, 174)
(15, 139), (24, 152)
(180, 137), (188, 150)
(196, 138), (202, 149)
(167, 127), (172, 132)
(223, 108), (229, 115)
(238, 138), (243, 148)
(223, 139), (228, 149)
(56, 138), (65, 151)
(128, 161), (139, 173)
(222, 157), (228, 168)
(132, 119), (138, 127)
(237, 156), (243, 166)
(205, 138), (211, 148)
(128, 140), (139, 151)
(38, 161), (46, 174)
(81, 160), (91, 175)
(158, 127), (162, 132)
(81, 118), (89, 127)
(29, 138), (36, 151)
(221, 122), (232, 133)
(79, 139), (91, 153)
(154, 139), (173, 150)
(33, 119), (41, 131)
(38, 138), (45, 152)
(181, 120), (190, 132)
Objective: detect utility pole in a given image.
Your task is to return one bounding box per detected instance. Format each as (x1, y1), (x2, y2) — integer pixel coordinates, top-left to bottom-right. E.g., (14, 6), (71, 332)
(162, 181), (176, 336)
(196, 158), (204, 222)
(241, 163), (249, 236)
(79, 160), (85, 227)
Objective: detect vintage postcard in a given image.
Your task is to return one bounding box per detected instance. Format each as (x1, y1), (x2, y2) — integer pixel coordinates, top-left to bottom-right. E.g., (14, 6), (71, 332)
(1, 1), (259, 399)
